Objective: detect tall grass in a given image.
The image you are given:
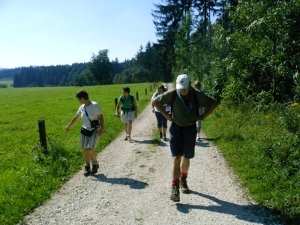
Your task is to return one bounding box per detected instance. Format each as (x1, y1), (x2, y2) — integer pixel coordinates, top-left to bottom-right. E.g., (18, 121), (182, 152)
(203, 103), (300, 223)
(0, 83), (153, 225)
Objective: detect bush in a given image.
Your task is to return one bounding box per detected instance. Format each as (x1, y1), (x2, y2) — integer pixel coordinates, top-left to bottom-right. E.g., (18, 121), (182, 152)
(281, 103), (300, 134)
(203, 102), (300, 222)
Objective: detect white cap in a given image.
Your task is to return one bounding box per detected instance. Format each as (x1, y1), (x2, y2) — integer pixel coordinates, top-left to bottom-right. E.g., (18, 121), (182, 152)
(176, 74), (190, 89)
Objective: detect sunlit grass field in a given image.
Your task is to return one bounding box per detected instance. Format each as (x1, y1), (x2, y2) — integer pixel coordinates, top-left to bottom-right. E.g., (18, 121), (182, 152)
(0, 83), (153, 225)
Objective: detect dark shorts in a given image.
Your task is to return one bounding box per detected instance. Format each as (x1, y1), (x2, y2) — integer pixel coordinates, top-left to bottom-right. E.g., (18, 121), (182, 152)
(155, 111), (167, 128)
(169, 123), (197, 159)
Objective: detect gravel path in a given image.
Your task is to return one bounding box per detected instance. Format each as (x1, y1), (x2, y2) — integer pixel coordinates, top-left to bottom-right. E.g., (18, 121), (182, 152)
(23, 89), (280, 225)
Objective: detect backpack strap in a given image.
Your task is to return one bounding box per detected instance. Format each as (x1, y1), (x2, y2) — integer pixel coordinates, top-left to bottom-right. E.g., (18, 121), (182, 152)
(170, 90), (177, 117)
(84, 106), (92, 123)
(130, 95), (135, 111)
(120, 95), (125, 103)
(192, 88), (201, 120)
(84, 105), (94, 129)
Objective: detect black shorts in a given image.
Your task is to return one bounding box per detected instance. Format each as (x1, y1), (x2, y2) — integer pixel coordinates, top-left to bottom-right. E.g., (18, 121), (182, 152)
(169, 123), (197, 159)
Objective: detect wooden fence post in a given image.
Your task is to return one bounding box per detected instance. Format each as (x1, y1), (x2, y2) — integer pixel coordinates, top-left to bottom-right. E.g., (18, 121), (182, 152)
(38, 120), (48, 154)
(136, 92), (139, 101)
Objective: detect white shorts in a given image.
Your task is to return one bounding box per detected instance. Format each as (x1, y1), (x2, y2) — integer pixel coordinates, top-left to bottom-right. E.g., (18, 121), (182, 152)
(80, 128), (99, 149)
(121, 110), (135, 123)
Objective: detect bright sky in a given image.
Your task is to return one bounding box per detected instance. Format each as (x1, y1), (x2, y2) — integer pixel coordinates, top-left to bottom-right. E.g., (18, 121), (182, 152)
(0, 0), (160, 69)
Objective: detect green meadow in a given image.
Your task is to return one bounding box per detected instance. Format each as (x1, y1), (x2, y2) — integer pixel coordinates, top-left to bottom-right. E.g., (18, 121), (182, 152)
(0, 83), (153, 225)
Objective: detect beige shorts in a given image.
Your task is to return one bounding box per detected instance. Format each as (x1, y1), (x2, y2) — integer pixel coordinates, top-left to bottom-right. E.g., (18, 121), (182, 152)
(121, 110), (135, 123)
(80, 128), (99, 149)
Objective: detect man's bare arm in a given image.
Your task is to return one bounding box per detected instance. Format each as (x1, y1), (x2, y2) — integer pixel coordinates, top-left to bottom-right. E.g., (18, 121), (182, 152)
(65, 115), (80, 131)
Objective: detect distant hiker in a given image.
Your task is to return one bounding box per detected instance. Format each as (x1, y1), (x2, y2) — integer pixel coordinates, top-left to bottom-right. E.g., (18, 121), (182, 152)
(65, 90), (104, 176)
(116, 87), (137, 142)
(151, 84), (170, 141)
(194, 80), (204, 142)
(152, 74), (218, 202)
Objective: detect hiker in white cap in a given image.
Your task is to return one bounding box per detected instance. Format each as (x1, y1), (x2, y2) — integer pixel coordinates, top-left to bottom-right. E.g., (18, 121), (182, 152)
(152, 74), (218, 202)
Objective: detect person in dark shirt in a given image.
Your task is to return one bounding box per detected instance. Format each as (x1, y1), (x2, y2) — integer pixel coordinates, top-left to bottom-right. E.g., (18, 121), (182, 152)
(152, 74), (218, 202)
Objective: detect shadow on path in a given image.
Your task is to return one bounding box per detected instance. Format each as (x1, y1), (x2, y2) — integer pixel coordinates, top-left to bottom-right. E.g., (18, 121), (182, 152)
(195, 141), (210, 148)
(176, 191), (278, 224)
(200, 136), (221, 142)
(132, 139), (168, 147)
(92, 174), (148, 190)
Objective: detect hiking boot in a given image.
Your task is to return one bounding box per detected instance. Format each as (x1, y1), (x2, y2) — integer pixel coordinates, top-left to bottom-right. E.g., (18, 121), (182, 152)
(159, 132), (163, 139)
(91, 164), (99, 174)
(84, 164), (91, 176)
(197, 137), (201, 142)
(163, 137), (169, 141)
(180, 177), (190, 193)
(170, 185), (180, 202)
(124, 136), (128, 141)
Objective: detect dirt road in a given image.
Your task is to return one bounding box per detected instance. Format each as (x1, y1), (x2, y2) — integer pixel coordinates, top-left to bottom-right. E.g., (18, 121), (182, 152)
(23, 91), (279, 225)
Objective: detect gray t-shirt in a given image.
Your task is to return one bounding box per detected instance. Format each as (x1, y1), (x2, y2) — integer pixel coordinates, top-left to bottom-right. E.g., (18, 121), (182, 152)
(154, 88), (217, 127)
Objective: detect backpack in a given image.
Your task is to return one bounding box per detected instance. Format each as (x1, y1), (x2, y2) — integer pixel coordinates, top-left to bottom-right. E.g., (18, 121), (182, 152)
(120, 95), (135, 111)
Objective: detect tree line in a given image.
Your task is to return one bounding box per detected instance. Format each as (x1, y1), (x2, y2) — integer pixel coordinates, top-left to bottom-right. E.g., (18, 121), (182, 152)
(0, 43), (165, 88)
(152, 0), (300, 104)
(2, 0), (299, 103)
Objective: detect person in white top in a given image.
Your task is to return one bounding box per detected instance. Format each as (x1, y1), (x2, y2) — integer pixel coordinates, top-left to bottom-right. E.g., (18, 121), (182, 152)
(65, 90), (104, 176)
(151, 84), (170, 141)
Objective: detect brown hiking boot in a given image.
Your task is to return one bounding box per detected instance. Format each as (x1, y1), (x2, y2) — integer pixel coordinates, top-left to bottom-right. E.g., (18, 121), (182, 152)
(180, 177), (190, 193)
(91, 164), (99, 174)
(170, 185), (180, 202)
(84, 164), (91, 176)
